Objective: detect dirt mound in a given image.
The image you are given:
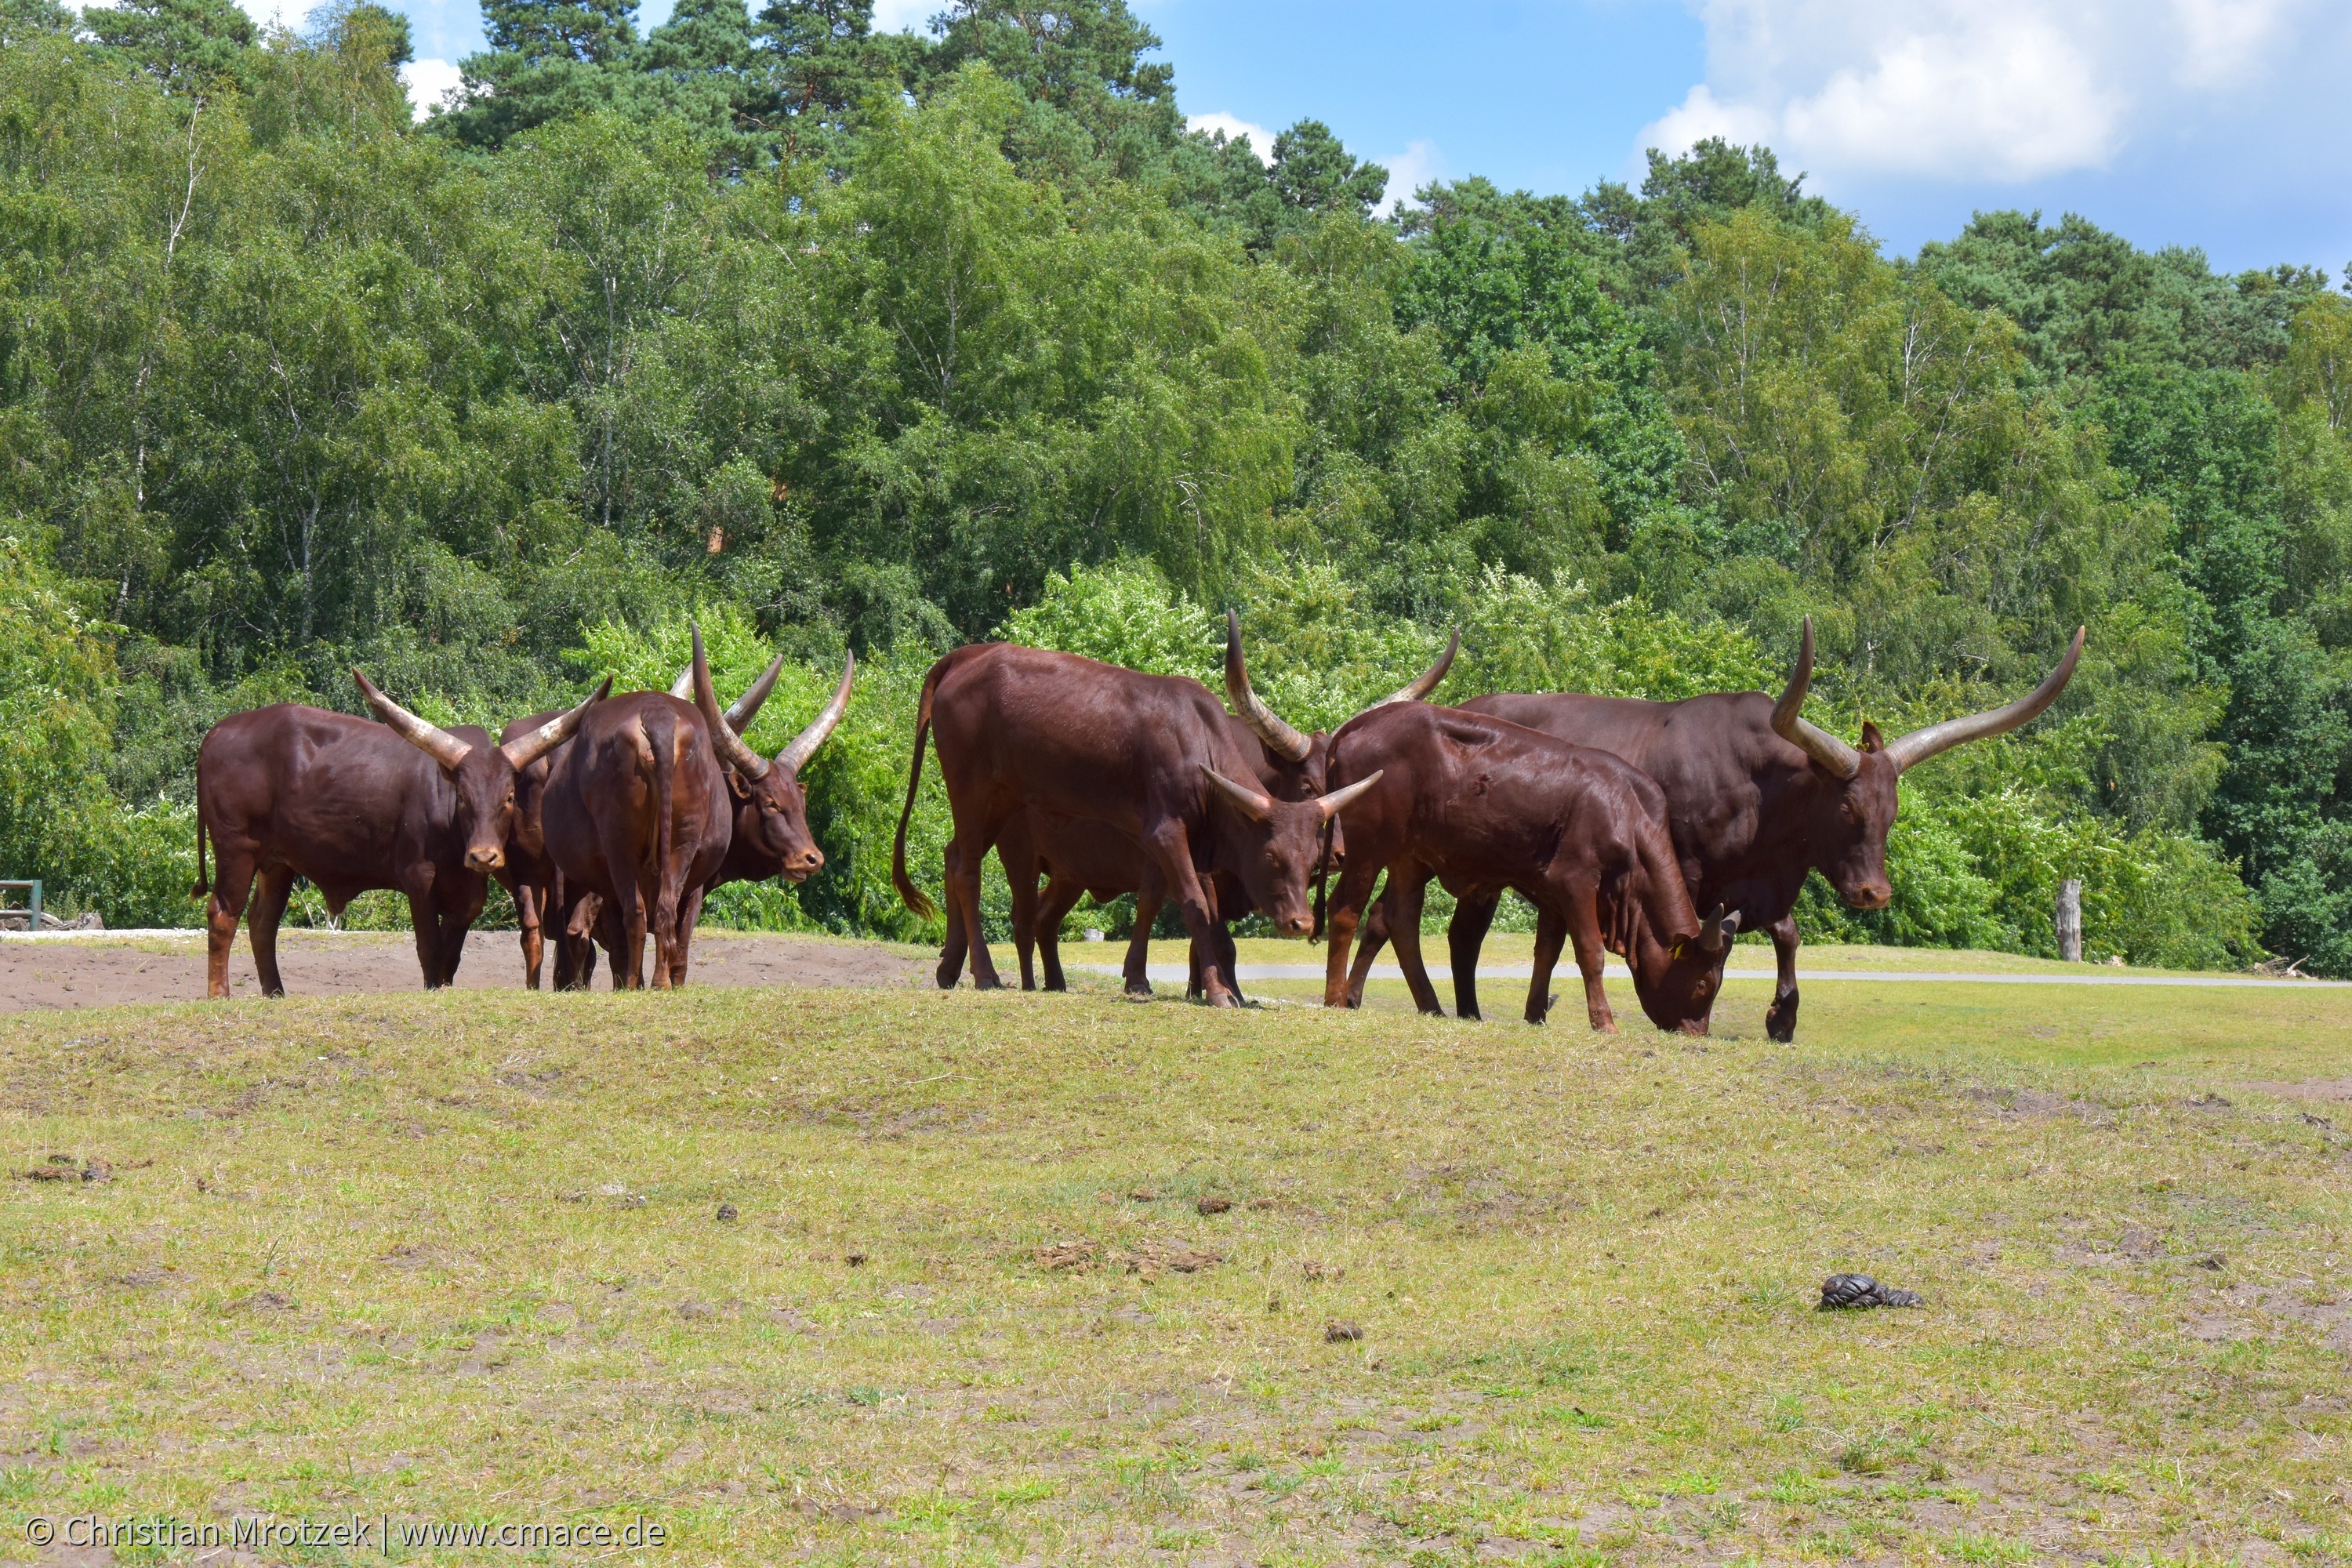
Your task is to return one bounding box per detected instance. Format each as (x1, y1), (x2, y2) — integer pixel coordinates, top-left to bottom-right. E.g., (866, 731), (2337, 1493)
(0, 930), (930, 1011)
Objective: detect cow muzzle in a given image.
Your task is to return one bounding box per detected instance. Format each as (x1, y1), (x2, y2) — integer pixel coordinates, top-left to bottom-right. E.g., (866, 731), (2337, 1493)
(466, 847), (507, 872)
(1277, 912), (1313, 937)
(1846, 881), (1893, 910)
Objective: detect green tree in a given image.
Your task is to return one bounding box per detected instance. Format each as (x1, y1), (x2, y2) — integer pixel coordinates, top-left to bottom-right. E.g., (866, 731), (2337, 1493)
(84, 0), (260, 94)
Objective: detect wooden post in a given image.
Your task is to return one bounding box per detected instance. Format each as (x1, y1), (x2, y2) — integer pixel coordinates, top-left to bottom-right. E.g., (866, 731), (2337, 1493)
(2056, 878), (2082, 963)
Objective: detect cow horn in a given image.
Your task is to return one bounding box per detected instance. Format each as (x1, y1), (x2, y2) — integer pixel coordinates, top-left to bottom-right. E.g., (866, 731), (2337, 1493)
(691, 626), (771, 782)
(1770, 617), (1861, 779)
(1883, 626), (2086, 772)
(1314, 770), (1384, 822)
(1200, 764), (1273, 822)
(1374, 629), (1460, 707)
(500, 676), (611, 770)
(354, 669), (473, 771)
(670, 652), (787, 732)
(1697, 903), (1740, 954)
(776, 652), (855, 775)
(1224, 610), (1313, 764)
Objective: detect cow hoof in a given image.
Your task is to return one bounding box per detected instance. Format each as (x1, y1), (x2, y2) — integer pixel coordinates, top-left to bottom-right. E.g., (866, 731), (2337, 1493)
(1766, 996), (1798, 1042)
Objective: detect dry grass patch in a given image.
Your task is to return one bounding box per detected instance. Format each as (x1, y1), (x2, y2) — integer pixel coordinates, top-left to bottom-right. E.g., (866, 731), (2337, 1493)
(1, 973), (2349, 1563)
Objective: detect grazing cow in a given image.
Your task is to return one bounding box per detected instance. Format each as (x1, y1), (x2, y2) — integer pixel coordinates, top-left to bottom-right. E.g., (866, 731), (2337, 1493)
(891, 642), (1383, 1007)
(539, 670), (735, 991)
(191, 674), (605, 998)
(931, 619), (1455, 997)
(1318, 702), (1713, 1030)
(1350, 618), (2085, 1039)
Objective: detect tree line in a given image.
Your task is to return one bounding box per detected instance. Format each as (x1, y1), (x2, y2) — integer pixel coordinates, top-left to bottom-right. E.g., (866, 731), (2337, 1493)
(3, 0), (2346, 970)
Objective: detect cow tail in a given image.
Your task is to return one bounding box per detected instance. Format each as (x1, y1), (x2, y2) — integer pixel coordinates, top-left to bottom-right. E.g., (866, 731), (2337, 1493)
(1309, 817), (1334, 942)
(191, 797), (210, 901)
(891, 660), (942, 921)
(652, 715), (679, 934)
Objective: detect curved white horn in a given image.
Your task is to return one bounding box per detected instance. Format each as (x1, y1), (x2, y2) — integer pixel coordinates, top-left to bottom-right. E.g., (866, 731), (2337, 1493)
(775, 652), (855, 775)
(1770, 617), (1860, 779)
(501, 677), (610, 770)
(1374, 630), (1459, 706)
(354, 669), (473, 771)
(670, 665), (695, 700)
(1315, 770), (1384, 821)
(1200, 764), (1273, 822)
(1224, 610), (1312, 764)
(691, 625), (771, 782)
(1884, 626), (2085, 772)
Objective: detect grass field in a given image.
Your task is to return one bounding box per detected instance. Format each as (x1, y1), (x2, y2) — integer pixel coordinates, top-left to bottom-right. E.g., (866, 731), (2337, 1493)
(3, 961), (2350, 1565)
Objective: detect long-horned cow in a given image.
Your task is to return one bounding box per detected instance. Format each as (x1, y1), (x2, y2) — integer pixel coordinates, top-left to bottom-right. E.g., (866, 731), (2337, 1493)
(191, 674), (605, 998)
(538, 665), (736, 990)
(1319, 702), (1715, 1030)
(891, 641), (1383, 1006)
(929, 618), (1454, 998)
(1352, 619), (2085, 1037)
(686, 630), (855, 894)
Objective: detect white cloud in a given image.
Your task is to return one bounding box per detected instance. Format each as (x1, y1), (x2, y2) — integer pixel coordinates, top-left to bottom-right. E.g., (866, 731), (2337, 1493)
(1375, 139), (1443, 212)
(1186, 111), (1274, 162)
(1636, 0), (2335, 186)
(400, 57), (464, 122)
(869, 0), (936, 35)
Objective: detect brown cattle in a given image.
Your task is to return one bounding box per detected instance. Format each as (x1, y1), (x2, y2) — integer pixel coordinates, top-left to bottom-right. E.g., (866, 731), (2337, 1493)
(891, 642), (1382, 1006)
(1350, 618), (2085, 1037)
(931, 618), (1454, 997)
(1318, 702), (1711, 1030)
(191, 675), (604, 997)
(539, 666), (735, 990)
(688, 633), (855, 894)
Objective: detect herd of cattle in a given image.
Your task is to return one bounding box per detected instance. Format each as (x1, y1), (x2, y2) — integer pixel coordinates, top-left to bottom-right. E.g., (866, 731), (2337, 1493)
(191, 615), (2082, 1038)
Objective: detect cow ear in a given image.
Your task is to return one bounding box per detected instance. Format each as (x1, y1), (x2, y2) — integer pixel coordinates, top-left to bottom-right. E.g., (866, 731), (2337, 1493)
(725, 768), (754, 801)
(1859, 720), (1886, 753)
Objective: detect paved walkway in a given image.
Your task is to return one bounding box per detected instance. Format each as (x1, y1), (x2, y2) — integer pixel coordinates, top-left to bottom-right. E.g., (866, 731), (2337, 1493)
(1078, 962), (2348, 989)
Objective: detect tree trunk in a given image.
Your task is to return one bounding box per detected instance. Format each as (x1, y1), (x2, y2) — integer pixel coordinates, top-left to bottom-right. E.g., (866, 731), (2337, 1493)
(2055, 878), (2082, 963)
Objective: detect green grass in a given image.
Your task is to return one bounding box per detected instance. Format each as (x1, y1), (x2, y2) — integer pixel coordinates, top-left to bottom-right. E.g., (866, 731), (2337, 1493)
(2, 967), (2350, 1563)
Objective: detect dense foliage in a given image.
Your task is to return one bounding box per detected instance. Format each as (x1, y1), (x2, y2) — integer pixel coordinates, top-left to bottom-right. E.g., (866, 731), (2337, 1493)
(4, 0), (2337, 970)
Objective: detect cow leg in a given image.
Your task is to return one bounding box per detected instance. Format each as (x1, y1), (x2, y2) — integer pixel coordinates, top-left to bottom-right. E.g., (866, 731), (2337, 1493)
(668, 883), (705, 988)
(1526, 906), (1568, 1025)
(1559, 891), (1615, 1032)
(1344, 873), (1391, 1007)
(204, 848), (261, 1000)
(1382, 870), (1446, 1016)
(935, 869), (971, 989)
(1321, 860), (1384, 1009)
(942, 834), (1005, 990)
(245, 866), (296, 998)
(438, 876), (486, 987)
(514, 881), (543, 990)
(1766, 913), (1801, 1042)
(1007, 853), (1041, 993)
(401, 875), (446, 989)
(1034, 876), (1084, 993)
(1122, 873), (1163, 998)
(1142, 823), (1236, 1006)
(1448, 888), (1501, 1022)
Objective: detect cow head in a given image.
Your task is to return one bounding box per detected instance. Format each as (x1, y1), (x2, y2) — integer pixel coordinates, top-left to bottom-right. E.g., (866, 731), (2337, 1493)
(1628, 903), (1740, 1034)
(690, 626), (853, 884)
(1199, 764), (1385, 936)
(355, 670), (608, 873)
(1224, 610), (1456, 855)
(1771, 617), (2084, 911)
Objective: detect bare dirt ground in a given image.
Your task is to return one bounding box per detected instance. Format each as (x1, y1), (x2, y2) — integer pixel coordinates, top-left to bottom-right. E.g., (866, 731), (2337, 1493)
(0, 929), (931, 1011)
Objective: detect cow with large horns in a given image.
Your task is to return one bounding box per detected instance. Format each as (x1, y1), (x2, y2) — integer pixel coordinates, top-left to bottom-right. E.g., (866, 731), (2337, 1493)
(1348, 618), (2085, 1036)
(892, 641), (1385, 1006)
(686, 629), (855, 894)
(537, 662), (737, 990)
(191, 674), (607, 998)
(1318, 702), (1713, 1030)
(928, 615), (1457, 997)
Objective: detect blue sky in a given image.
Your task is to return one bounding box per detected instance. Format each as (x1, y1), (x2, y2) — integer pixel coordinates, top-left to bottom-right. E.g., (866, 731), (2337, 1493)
(379, 0), (2352, 276)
